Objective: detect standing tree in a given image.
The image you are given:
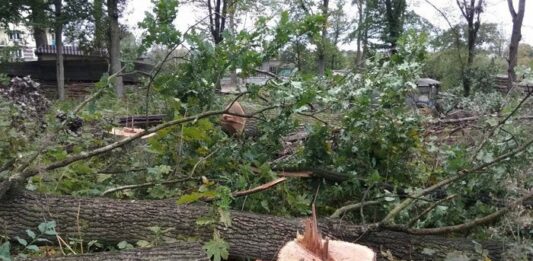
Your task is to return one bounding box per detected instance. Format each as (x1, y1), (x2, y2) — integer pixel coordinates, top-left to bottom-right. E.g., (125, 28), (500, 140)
(383, 0), (406, 52)
(329, 0), (348, 69)
(507, 0), (526, 87)
(456, 0), (484, 96)
(107, 0), (124, 98)
(29, 0), (49, 50)
(352, 0), (367, 68)
(317, 0), (329, 76)
(93, 0), (106, 49)
(54, 0), (65, 100)
(207, 0), (228, 45)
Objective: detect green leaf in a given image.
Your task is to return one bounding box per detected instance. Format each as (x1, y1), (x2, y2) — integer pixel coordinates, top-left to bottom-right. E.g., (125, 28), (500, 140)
(218, 208), (232, 227)
(260, 200), (270, 212)
(25, 245), (39, 252)
(38, 221), (57, 236)
(196, 216), (216, 226)
(117, 241), (133, 250)
(26, 230), (36, 240)
(203, 231), (229, 261)
(176, 191), (216, 205)
(14, 237), (27, 246)
(136, 240), (152, 248)
(0, 242), (10, 261)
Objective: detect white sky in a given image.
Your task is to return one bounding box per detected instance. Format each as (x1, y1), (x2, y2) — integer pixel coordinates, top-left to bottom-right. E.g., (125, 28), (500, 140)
(121, 0), (533, 50)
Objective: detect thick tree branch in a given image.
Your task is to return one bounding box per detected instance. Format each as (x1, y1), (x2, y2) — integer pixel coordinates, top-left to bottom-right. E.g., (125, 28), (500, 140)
(387, 190), (532, 235)
(330, 200), (382, 219)
(382, 137), (533, 224)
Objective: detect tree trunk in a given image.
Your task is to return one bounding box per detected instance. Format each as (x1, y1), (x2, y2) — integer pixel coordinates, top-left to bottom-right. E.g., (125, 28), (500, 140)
(457, 0), (484, 97)
(36, 243), (208, 260)
(384, 0), (405, 52)
(228, 0), (238, 89)
(507, 0), (526, 87)
(54, 0), (64, 100)
(317, 0), (329, 76)
(107, 0), (124, 98)
(31, 0), (48, 52)
(0, 191), (506, 260)
(93, 0), (105, 49)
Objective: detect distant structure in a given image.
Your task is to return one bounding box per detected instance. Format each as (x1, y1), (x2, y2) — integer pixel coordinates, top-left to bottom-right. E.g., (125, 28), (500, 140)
(259, 59), (296, 77)
(35, 45), (107, 61)
(494, 74), (533, 94)
(0, 23), (54, 61)
(406, 78), (440, 108)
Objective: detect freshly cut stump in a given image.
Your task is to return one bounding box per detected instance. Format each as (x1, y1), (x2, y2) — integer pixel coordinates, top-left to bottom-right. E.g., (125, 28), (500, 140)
(278, 205), (376, 261)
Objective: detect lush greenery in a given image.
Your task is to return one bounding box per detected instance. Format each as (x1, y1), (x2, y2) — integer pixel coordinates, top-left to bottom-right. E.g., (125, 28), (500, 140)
(0, 0), (532, 260)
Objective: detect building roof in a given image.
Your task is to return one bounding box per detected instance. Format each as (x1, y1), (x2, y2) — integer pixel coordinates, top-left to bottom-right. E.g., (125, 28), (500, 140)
(35, 45), (107, 57)
(417, 78), (440, 87)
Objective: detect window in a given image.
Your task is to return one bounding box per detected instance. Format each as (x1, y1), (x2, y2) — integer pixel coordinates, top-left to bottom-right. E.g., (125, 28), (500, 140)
(269, 66), (277, 74)
(8, 30), (22, 40)
(11, 49), (22, 58)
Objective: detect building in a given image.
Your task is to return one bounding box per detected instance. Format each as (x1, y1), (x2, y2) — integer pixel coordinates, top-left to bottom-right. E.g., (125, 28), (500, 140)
(35, 45), (107, 61)
(0, 23), (54, 62)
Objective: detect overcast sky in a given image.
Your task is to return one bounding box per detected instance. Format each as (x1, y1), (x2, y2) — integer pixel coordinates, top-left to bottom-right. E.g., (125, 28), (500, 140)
(121, 0), (533, 50)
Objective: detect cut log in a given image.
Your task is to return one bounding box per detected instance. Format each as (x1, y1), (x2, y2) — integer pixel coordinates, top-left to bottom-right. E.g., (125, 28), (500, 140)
(35, 242), (208, 260)
(0, 191), (506, 260)
(278, 205), (376, 261)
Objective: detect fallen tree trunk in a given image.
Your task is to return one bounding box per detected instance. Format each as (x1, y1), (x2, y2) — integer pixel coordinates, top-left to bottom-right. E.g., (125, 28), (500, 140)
(36, 242), (208, 260)
(0, 191), (506, 260)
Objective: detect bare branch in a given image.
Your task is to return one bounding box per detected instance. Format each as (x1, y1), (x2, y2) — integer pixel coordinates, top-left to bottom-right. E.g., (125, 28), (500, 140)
(72, 67), (126, 116)
(407, 194), (457, 227)
(330, 200), (382, 219)
(101, 177), (194, 196)
(507, 0), (517, 17)
(232, 177), (287, 197)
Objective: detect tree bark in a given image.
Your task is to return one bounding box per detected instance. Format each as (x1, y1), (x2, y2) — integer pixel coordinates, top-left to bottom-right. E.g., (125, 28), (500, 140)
(107, 0), (124, 98)
(36, 242), (208, 260)
(54, 0), (64, 100)
(30, 0), (48, 51)
(507, 0), (526, 87)
(228, 0), (239, 88)
(0, 191), (506, 260)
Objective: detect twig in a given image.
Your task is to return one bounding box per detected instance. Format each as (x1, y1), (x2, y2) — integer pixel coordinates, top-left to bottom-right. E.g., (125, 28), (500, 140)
(56, 234), (77, 254)
(390, 190), (533, 235)
(5, 104), (284, 194)
(143, 15), (212, 130)
(76, 202), (83, 254)
(253, 68), (282, 81)
(55, 234), (66, 256)
(190, 148), (220, 177)
(232, 177), (287, 197)
(381, 137), (533, 224)
(296, 112), (329, 125)
(471, 92), (531, 161)
(330, 200), (382, 219)
(72, 67), (125, 116)
(407, 194), (457, 227)
(101, 177), (193, 196)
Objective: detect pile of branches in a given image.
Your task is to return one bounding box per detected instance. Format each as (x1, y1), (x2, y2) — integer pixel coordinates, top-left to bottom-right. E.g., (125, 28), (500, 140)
(0, 76), (51, 123)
